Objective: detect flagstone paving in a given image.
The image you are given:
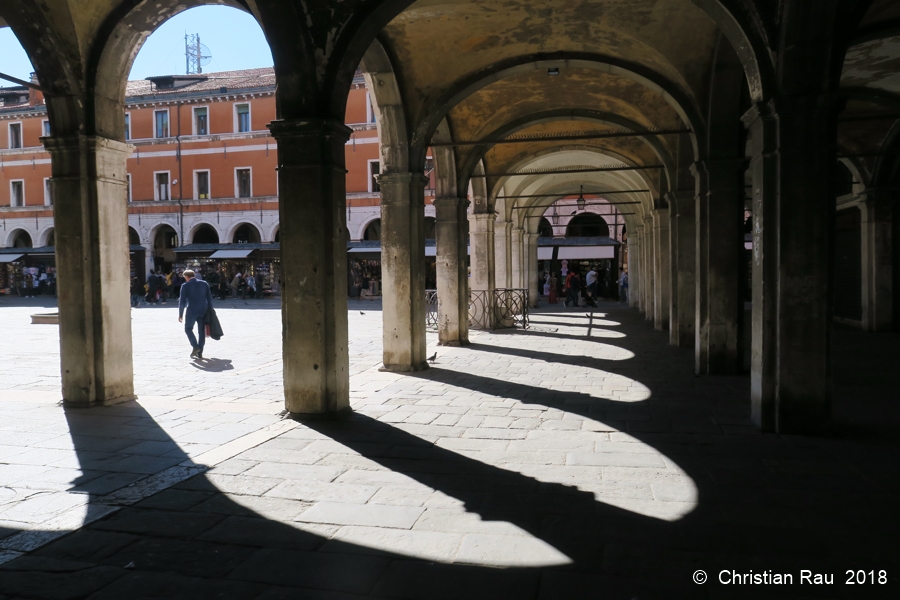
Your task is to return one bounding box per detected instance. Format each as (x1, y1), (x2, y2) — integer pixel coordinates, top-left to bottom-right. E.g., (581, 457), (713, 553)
(0, 296), (897, 599)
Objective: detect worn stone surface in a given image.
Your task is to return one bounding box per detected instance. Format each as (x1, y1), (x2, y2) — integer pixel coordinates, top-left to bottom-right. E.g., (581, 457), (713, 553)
(0, 300), (898, 597)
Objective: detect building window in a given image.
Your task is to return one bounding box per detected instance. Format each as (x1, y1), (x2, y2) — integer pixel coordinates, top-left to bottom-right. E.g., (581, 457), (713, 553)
(236, 168), (252, 198)
(236, 104), (250, 133)
(194, 106), (208, 136)
(195, 170), (210, 199)
(124, 113), (131, 141)
(369, 160), (381, 193)
(154, 110), (169, 138)
(155, 172), (170, 201)
(367, 94), (376, 124)
(8, 123), (22, 149)
(44, 178), (52, 206)
(42, 120), (51, 137)
(10, 180), (25, 207)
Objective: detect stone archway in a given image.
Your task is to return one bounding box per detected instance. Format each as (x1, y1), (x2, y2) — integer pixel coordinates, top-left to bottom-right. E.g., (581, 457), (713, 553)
(192, 224), (220, 245)
(566, 213), (610, 238)
(231, 223), (262, 244)
(9, 229), (33, 249)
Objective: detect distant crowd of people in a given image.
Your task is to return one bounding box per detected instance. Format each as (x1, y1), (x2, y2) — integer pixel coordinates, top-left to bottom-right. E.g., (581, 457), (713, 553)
(130, 268), (275, 308)
(13, 268), (56, 298)
(544, 264), (628, 308)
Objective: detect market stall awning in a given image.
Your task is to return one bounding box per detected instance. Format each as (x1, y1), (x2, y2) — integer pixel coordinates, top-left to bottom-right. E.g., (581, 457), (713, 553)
(208, 249), (254, 259)
(537, 246), (616, 260)
(0, 254), (24, 263)
(348, 247), (381, 254)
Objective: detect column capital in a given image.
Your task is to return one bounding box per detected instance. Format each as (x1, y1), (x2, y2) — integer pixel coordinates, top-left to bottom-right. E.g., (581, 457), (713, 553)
(860, 189), (895, 221)
(267, 118), (352, 142)
(377, 172), (429, 187)
(433, 196), (463, 209)
(665, 190), (695, 217)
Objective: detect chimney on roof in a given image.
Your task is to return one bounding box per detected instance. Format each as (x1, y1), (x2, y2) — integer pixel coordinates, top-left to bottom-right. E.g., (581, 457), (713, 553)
(28, 73), (44, 107)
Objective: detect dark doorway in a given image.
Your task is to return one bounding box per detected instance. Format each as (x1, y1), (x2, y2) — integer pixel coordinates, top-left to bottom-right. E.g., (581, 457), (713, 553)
(834, 207), (862, 322)
(566, 213), (609, 238)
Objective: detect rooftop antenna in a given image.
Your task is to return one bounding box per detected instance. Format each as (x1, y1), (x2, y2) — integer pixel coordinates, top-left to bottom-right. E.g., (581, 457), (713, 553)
(185, 33), (212, 75)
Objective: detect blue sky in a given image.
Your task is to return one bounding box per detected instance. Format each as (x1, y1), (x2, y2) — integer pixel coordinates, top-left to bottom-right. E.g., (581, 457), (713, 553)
(0, 6), (273, 84)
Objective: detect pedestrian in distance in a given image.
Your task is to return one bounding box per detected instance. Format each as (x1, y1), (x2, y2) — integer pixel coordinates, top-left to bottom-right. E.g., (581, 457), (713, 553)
(178, 269), (214, 359)
(230, 272), (242, 299)
(130, 276), (144, 307)
(146, 271), (160, 304)
(244, 273), (256, 300)
(585, 266), (599, 301)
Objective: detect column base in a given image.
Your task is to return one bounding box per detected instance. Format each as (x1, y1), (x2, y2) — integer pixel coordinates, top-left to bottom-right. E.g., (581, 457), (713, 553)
(63, 394), (136, 409)
(288, 406), (354, 422)
(379, 362), (430, 373)
(438, 340), (469, 347)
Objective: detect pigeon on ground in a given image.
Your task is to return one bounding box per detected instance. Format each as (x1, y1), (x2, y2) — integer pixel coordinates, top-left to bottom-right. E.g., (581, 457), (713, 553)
(244, 302), (249, 305)
(360, 311), (365, 315)
(232, 305), (237, 309)
(427, 352), (437, 363)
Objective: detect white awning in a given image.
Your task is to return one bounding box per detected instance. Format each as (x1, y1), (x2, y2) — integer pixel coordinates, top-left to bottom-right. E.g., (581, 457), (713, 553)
(208, 249), (254, 259)
(0, 254), (24, 263)
(348, 247), (381, 254)
(537, 246), (617, 260)
(558, 246), (615, 260)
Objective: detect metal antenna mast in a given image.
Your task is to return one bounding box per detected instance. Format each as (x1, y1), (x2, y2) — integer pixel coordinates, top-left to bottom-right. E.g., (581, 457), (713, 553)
(185, 33), (211, 74)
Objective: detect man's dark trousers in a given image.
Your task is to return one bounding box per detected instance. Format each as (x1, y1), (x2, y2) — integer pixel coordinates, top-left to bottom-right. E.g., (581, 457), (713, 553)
(184, 310), (206, 352)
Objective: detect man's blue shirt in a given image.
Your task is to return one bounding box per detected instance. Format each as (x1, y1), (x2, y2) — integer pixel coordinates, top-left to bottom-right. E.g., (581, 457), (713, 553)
(179, 278), (213, 319)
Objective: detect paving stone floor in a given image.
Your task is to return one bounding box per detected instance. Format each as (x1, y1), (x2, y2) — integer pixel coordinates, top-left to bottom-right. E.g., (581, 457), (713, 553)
(0, 296), (898, 599)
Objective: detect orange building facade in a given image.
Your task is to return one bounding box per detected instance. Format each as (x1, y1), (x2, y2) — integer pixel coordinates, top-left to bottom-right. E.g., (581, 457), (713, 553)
(0, 68), (435, 292)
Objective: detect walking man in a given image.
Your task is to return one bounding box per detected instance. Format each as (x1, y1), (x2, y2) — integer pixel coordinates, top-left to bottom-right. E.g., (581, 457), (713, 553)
(585, 266), (598, 300)
(618, 268), (628, 303)
(178, 269), (213, 359)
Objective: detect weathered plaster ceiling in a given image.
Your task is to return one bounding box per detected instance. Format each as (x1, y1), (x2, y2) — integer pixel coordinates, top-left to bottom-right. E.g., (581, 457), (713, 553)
(381, 0), (720, 128)
(843, 36), (900, 94)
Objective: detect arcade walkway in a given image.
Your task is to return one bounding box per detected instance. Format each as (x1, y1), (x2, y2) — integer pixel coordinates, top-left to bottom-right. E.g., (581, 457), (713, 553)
(0, 302), (897, 598)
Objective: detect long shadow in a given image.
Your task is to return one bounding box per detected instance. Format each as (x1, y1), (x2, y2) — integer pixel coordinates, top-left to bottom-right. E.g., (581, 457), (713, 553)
(190, 358), (234, 372)
(1, 313), (898, 598)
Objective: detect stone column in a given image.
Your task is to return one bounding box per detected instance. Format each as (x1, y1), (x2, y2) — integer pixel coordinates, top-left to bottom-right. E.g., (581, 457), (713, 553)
(628, 235), (640, 308)
(510, 227), (524, 289)
(744, 97), (834, 433)
(703, 158), (746, 374)
(269, 119), (351, 416)
(45, 135), (134, 407)
(668, 192), (695, 347)
(642, 218), (655, 320)
(494, 220), (512, 289)
(861, 191), (894, 331)
(379, 172), (429, 371)
(652, 208), (670, 330)
(469, 212), (495, 328)
(526, 232), (540, 307)
(434, 196), (469, 346)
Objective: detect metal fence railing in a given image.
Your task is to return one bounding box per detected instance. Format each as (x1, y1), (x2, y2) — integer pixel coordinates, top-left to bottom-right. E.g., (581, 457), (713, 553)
(427, 288), (529, 331)
(493, 288), (529, 329)
(425, 289), (438, 330)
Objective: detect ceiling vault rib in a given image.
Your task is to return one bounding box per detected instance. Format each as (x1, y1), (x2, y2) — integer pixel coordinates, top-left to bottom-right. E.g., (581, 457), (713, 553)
(433, 127), (692, 147)
(473, 165), (665, 177)
(498, 191), (650, 199)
